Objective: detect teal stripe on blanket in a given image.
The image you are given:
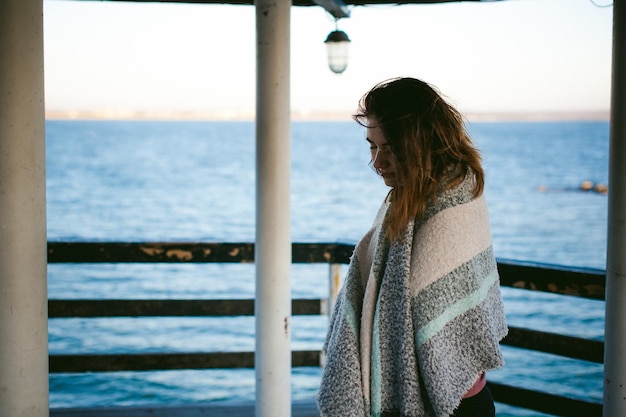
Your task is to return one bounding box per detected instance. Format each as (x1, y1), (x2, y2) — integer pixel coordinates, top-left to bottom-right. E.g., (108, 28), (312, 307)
(371, 303), (382, 415)
(416, 269), (499, 347)
(344, 300), (360, 339)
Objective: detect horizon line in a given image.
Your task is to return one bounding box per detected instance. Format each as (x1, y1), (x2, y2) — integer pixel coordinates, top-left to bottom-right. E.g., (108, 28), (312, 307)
(45, 109), (611, 122)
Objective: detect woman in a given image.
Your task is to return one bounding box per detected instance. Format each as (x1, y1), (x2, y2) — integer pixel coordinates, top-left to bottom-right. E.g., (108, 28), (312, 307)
(317, 78), (508, 417)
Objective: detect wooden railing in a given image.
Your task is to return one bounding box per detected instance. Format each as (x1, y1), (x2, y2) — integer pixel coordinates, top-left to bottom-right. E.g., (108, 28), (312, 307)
(47, 242), (605, 417)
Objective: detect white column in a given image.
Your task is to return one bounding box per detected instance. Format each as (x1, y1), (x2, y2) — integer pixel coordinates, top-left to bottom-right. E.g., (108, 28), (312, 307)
(0, 0), (48, 415)
(254, 1), (292, 417)
(603, 1), (626, 416)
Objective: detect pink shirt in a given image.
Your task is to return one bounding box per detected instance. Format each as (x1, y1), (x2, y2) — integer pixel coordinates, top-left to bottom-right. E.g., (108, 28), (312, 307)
(463, 372), (486, 399)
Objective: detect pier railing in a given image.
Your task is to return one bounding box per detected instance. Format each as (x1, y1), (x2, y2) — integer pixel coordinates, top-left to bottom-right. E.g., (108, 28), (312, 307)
(47, 242), (605, 417)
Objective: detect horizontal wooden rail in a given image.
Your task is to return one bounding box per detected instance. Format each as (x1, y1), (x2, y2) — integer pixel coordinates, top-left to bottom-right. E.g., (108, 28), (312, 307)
(50, 350), (321, 373)
(47, 242), (606, 299)
(497, 259), (606, 300)
(501, 326), (603, 363)
(488, 381), (602, 417)
(48, 350), (602, 416)
(48, 298), (326, 317)
(47, 242), (354, 264)
(50, 400), (321, 417)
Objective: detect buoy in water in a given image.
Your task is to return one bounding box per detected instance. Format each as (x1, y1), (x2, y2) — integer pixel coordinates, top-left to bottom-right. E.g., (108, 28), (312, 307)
(594, 183), (608, 194)
(580, 180), (594, 191)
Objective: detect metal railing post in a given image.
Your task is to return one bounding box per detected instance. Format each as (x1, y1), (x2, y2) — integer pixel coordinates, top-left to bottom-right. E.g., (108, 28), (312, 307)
(603, 1), (626, 416)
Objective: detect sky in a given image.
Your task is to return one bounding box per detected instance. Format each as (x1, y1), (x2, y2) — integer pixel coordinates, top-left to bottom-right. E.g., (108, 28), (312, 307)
(43, 0), (614, 119)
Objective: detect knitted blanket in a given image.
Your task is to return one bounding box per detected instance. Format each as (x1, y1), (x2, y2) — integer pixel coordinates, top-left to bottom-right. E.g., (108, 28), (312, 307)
(317, 177), (508, 417)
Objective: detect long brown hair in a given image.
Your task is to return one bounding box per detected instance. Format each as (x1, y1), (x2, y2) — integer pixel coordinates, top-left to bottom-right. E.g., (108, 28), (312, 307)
(354, 77), (484, 241)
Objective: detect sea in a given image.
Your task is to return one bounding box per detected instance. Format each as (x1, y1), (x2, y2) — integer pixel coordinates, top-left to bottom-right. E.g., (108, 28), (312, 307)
(46, 120), (609, 416)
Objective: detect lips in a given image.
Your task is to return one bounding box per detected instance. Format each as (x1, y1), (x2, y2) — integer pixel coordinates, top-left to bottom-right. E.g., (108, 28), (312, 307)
(381, 173), (396, 186)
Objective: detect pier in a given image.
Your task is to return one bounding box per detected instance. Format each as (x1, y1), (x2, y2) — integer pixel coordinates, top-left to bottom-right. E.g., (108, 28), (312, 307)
(3, 0), (625, 416)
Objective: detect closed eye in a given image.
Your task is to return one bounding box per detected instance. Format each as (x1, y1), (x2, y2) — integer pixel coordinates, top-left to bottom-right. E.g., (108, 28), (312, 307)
(366, 138), (389, 152)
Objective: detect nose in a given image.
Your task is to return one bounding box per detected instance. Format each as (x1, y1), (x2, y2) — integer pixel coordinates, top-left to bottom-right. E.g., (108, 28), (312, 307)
(372, 148), (390, 170)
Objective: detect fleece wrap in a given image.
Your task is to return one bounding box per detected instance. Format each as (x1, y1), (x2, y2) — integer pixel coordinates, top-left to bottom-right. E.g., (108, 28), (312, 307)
(317, 177), (508, 417)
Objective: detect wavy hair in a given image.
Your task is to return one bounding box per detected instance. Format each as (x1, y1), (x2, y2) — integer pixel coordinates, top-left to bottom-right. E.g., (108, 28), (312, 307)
(354, 77), (484, 241)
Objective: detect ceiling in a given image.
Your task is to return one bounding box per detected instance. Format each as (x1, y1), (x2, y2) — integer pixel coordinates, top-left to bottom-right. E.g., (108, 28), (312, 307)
(80, 0), (500, 5)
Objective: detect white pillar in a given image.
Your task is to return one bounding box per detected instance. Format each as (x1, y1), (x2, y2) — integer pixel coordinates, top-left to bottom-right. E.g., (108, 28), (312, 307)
(0, 0), (49, 416)
(603, 1), (626, 416)
(254, 1), (292, 417)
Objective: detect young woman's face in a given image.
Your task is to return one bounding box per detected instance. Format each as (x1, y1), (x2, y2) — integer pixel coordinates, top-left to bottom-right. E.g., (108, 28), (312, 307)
(366, 121), (397, 187)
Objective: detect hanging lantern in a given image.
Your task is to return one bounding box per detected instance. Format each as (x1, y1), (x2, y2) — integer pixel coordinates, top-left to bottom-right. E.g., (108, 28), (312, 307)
(324, 30), (351, 74)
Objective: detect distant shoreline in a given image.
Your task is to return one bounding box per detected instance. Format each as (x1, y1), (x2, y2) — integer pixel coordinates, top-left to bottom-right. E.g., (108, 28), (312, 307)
(463, 111), (610, 122)
(45, 109), (610, 122)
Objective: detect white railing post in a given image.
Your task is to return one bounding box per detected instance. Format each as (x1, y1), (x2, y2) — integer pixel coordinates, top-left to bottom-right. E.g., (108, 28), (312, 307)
(320, 262), (342, 368)
(603, 1), (626, 416)
(255, 1), (292, 416)
(328, 263), (343, 315)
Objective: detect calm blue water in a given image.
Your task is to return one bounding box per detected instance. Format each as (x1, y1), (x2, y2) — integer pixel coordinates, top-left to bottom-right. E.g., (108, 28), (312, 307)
(47, 120), (609, 415)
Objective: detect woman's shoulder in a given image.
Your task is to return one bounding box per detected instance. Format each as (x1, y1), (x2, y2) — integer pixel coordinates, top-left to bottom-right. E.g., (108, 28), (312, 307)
(425, 172), (477, 218)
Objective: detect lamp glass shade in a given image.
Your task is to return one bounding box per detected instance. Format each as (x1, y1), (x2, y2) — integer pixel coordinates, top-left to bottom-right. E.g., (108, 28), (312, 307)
(325, 30), (350, 74)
